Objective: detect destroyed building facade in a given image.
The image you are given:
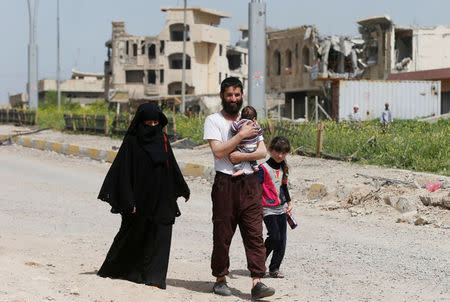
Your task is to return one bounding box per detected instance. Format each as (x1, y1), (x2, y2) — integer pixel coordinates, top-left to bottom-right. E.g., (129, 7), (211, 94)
(358, 15), (450, 79)
(105, 6), (248, 102)
(266, 15), (450, 119)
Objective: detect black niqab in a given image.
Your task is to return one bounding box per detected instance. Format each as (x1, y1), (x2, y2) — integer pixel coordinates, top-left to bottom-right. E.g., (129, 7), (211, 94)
(98, 102), (189, 223)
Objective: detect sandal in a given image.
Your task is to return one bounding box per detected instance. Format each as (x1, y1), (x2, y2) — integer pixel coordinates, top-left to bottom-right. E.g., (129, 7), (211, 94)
(269, 271), (285, 278)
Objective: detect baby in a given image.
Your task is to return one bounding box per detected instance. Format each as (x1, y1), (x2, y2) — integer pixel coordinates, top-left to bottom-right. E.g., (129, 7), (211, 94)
(230, 106), (263, 177)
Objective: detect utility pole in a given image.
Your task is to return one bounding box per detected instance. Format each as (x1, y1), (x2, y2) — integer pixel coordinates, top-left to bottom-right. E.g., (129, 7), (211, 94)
(27, 0), (39, 110)
(180, 0), (187, 114)
(248, 0), (266, 119)
(57, 0), (61, 110)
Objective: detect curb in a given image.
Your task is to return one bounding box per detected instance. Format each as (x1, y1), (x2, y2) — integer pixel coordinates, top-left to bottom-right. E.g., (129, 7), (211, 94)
(1, 134), (215, 182)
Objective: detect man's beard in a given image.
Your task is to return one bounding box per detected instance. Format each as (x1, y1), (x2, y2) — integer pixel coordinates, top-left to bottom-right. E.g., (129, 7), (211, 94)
(221, 98), (243, 115)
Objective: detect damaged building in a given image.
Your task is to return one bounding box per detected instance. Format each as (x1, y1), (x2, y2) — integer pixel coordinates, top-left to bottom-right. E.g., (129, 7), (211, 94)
(266, 26), (365, 119)
(358, 15), (450, 79)
(266, 14), (450, 119)
(105, 6), (248, 105)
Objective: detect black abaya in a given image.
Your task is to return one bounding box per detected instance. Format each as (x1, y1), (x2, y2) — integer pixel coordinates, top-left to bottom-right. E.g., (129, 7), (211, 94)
(97, 103), (189, 289)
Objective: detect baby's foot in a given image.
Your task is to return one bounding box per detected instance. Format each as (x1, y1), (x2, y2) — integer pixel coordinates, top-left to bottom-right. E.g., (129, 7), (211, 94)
(232, 170), (244, 177)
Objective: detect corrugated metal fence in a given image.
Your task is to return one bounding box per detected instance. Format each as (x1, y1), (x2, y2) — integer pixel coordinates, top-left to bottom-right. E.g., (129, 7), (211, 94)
(338, 80), (441, 121)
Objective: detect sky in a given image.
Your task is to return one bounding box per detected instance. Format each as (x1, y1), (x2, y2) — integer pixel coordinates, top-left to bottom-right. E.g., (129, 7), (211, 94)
(1, 0), (449, 104)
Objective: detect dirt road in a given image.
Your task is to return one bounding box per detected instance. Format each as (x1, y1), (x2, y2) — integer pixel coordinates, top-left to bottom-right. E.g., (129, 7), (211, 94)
(0, 144), (449, 302)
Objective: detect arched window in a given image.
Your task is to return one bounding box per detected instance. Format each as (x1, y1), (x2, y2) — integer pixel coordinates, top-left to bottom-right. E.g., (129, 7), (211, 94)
(168, 82), (194, 95)
(274, 51), (281, 75)
(170, 23), (190, 41)
(286, 50), (292, 69)
(302, 46), (310, 67)
(168, 53), (191, 69)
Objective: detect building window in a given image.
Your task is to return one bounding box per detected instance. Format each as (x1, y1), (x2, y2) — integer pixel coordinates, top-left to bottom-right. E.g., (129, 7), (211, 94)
(285, 50), (292, 74)
(302, 46), (310, 67)
(169, 53), (191, 69)
(141, 41), (145, 55)
(219, 72), (222, 84)
(274, 51), (281, 75)
(147, 70), (156, 84)
(148, 44), (156, 59)
(125, 70), (144, 83)
(219, 45), (223, 56)
(170, 23), (190, 41)
(160, 70), (164, 83)
(133, 43), (138, 56)
(160, 40), (165, 54)
(126, 41), (129, 55)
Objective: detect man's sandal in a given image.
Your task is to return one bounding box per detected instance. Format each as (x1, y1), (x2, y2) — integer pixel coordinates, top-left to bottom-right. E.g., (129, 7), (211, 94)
(269, 271), (285, 278)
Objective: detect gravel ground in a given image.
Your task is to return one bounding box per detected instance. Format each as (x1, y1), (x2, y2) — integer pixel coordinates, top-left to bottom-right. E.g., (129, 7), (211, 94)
(1, 125), (448, 227)
(0, 144), (449, 302)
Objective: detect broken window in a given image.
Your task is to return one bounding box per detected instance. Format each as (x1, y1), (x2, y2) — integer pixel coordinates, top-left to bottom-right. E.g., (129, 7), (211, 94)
(160, 70), (164, 83)
(274, 51), (281, 75)
(168, 53), (191, 69)
(141, 41), (145, 55)
(395, 29), (412, 63)
(227, 50), (242, 70)
(302, 47), (310, 67)
(160, 40), (165, 54)
(148, 44), (156, 59)
(168, 82), (194, 95)
(147, 70), (156, 84)
(295, 44), (298, 59)
(126, 41), (129, 55)
(170, 23), (190, 41)
(133, 43), (138, 56)
(285, 50), (292, 74)
(125, 70), (144, 83)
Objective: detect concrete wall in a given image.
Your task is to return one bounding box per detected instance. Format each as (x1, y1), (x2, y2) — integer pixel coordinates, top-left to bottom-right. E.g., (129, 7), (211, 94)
(266, 27), (321, 94)
(413, 26), (450, 71)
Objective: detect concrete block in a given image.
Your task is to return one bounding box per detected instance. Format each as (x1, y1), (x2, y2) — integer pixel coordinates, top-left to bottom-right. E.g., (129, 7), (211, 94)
(35, 140), (46, 150)
(67, 145), (80, 156)
(22, 137), (32, 147)
(307, 183), (327, 200)
(106, 151), (117, 163)
(52, 142), (63, 153)
(183, 163), (205, 178)
(86, 148), (99, 160)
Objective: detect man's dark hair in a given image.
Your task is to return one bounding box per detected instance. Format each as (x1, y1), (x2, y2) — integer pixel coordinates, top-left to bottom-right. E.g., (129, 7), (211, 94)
(220, 77), (243, 94)
(241, 106), (257, 120)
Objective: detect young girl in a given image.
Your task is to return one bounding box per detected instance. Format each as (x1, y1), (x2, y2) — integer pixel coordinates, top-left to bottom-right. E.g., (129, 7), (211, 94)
(256, 136), (293, 278)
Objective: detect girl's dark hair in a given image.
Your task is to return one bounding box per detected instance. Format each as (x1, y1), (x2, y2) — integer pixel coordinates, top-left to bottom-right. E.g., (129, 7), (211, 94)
(269, 136), (291, 180)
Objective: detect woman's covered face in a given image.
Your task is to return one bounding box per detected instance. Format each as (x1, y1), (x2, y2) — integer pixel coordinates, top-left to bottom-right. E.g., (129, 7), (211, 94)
(143, 120), (159, 126)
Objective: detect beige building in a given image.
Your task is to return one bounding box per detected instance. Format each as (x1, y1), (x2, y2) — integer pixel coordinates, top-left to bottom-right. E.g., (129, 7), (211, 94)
(104, 6), (248, 103)
(38, 69), (105, 104)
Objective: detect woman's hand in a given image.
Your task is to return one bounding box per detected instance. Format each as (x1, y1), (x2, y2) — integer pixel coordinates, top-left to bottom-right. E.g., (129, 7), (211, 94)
(131, 206), (136, 214)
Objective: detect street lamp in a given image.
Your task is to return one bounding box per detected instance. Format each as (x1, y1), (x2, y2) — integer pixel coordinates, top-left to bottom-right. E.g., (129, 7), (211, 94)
(27, 0), (39, 110)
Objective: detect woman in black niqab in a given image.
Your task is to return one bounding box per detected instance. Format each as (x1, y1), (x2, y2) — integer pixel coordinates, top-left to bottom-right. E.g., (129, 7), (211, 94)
(97, 102), (190, 289)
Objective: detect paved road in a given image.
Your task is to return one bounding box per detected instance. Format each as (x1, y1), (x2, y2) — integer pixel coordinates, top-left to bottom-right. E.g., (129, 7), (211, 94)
(0, 145), (449, 301)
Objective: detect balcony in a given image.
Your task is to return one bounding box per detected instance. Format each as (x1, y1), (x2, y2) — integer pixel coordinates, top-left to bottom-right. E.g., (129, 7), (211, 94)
(190, 24), (229, 44)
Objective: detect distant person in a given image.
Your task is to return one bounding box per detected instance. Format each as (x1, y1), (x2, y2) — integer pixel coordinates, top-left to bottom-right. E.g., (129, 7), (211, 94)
(349, 105), (361, 123)
(230, 105), (263, 177)
(203, 77), (275, 299)
(380, 102), (393, 132)
(255, 136), (293, 279)
(97, 102), (190, 289)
